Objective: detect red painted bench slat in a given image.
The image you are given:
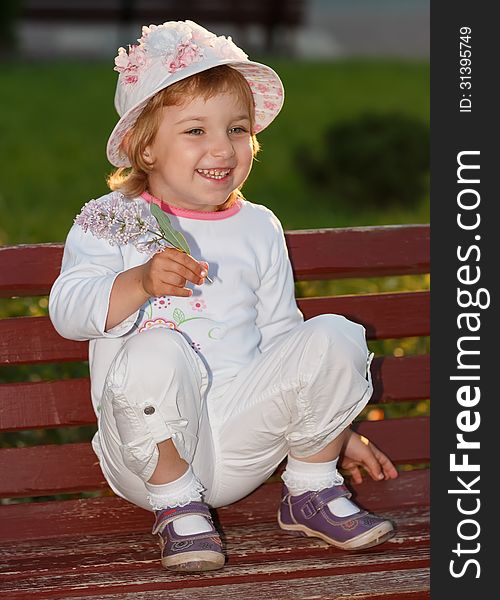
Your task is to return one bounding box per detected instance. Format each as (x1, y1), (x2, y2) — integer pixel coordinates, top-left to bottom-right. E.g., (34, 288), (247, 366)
(286, 225), (430, 280)
(0, 226), (429, 297)
(0, 476), (429, 598)
(0, 418), (429, 498)
(298, 291), (430, 339)
(0, 378), (93, 431)
(0, 316), (88, 364)
(1, 528), (430, 585)
(0, 566), (430, 600)
(0, 470), (429, 542)
(0, 484), (430, 598)
(2, 537), (430, 587)
(355, 417), (430, 464)
(0, 355), (429, 432)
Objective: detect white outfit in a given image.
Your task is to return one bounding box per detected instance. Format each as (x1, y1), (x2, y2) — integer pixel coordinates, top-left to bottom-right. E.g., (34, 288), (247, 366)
(49, 193), (374, 511)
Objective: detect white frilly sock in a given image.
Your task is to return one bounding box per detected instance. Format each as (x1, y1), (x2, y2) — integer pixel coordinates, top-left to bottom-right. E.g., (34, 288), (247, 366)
(145, 465), (212, 536)
(282, 455), (359, 517)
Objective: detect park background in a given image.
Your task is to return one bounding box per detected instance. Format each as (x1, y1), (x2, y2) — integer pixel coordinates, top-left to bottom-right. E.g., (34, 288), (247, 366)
(0, 0), (429, 499)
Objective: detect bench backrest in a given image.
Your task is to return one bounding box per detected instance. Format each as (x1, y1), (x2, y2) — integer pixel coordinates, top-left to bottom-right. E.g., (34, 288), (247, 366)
(0, 224), (430, 501)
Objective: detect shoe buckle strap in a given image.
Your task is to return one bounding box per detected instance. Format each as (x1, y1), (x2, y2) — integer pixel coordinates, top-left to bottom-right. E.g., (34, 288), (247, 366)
(301, 499), (318, 519)
(300, 485), (352, 519)
(152, 503), (212, 535)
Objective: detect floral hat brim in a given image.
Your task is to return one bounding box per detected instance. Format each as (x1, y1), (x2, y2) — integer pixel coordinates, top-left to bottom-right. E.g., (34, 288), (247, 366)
(106, 21), (284, 168)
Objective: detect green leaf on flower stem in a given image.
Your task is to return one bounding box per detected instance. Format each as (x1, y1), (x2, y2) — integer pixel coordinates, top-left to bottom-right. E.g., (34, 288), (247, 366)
(150, 204), (191, 255)
(173, 308), (185, 325)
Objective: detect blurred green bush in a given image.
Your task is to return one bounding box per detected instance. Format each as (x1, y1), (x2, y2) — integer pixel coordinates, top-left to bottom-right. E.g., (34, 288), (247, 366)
(295, 112), (429, 209)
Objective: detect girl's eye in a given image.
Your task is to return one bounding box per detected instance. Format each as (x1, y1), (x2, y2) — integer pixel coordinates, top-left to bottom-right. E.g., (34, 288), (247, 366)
(186, 128), (204, 135)
(230, 127), (248, 134)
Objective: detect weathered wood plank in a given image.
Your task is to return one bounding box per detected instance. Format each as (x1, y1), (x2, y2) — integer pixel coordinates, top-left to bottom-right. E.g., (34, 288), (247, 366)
(62, 575), (430, 600)
(0, 356), (429, 431)
(67, 585), (430, 600)
(0, 507), (428, 576)
(0, 563), (430, 599)
(0, 419), (429, 497)
(0, 500), (429, 598)
(0, 471), (429, 541)
(0, 226), (429, 298)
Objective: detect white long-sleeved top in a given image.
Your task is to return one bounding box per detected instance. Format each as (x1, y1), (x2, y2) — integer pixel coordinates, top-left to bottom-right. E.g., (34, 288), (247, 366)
(49, 193), (304, 415)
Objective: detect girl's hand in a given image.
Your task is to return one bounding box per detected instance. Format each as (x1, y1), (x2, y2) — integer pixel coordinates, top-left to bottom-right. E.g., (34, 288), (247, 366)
(140, 248), (208, 298)
(340, 429), (398, 484)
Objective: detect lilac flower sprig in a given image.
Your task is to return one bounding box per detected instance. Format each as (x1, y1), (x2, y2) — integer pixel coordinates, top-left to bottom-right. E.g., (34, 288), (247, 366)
(75, 193), (213, 282)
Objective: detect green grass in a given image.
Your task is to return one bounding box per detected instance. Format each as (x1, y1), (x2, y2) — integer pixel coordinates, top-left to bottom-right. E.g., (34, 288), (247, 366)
(0, 59), (429, 245)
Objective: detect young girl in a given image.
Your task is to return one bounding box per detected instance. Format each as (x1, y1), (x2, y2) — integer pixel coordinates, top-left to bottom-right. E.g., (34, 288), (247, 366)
(49, 20), (398, 573)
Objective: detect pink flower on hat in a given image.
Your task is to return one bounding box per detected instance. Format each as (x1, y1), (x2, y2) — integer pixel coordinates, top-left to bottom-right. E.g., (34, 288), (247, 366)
(167, 42), (204, 73)
(142, 23), (205, 74)
(142, 22), (192, 56)
(114, 21), (210, 82)
(114, 44), (147, 83)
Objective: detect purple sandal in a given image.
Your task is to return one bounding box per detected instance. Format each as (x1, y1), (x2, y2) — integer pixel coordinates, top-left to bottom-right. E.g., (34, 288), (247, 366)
(278, 483), (394, 550)
(153, 501), (225, 571)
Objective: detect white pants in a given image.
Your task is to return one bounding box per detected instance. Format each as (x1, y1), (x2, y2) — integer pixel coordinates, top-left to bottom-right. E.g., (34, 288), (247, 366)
(94, 314), (374, 511)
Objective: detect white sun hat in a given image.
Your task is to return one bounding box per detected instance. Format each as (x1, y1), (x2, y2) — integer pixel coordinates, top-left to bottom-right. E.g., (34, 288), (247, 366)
(106, 20), (285, 167)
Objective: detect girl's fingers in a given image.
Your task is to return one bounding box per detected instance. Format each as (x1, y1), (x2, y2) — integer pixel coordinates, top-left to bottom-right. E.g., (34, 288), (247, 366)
(364, 453), (385, 481)
(161, 272), (189, 288)
(163, 261), (203, 286)
(348, 465), (363, 484)
(158, 248), (207, 283)
(371, 444), (399, 479)
(163, 285), (192, 298)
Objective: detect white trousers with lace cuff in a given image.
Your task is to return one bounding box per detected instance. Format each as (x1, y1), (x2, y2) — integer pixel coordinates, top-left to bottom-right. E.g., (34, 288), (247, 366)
(94, 314), (374, 511)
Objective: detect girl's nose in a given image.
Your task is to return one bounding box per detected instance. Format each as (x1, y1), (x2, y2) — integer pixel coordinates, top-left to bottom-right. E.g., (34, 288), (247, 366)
(209, 134), (236, 159)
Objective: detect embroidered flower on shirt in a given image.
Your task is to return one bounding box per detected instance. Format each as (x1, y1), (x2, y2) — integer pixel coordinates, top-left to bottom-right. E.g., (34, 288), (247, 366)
(189, 299), (207, 312)
(153, 296), (171, 309)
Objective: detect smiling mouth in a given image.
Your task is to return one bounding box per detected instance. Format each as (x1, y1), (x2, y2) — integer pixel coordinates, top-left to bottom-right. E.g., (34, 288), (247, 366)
(196, 168), (232, 180)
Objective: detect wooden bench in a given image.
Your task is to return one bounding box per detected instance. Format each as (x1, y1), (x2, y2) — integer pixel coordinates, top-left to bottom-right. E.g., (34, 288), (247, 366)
(21, 0), (306, 53)
(0, 224), (430, 599)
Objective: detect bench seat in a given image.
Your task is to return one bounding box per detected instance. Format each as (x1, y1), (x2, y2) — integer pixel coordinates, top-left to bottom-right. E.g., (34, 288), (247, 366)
(0, 224), (430, 598)
(0, 472), (429, 599)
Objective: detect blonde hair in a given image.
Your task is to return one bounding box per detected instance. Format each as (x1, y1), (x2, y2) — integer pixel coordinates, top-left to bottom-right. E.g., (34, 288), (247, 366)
(107, 65), (261, 210)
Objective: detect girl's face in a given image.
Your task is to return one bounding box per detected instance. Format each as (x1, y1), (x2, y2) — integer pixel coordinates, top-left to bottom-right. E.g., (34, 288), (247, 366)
(143, 92), (254, 211)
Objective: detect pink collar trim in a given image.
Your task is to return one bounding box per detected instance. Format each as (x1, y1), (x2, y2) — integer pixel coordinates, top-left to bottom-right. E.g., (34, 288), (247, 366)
(141, 192), (242, 220)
